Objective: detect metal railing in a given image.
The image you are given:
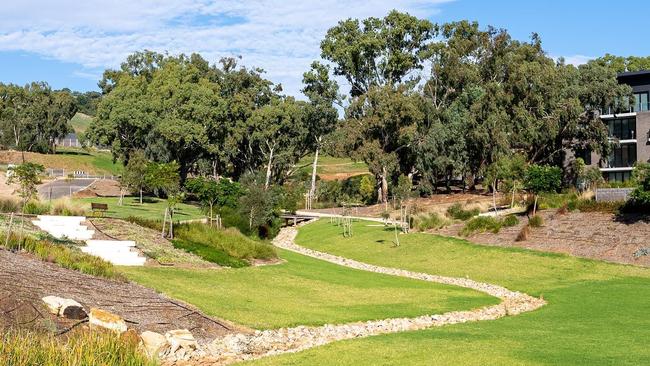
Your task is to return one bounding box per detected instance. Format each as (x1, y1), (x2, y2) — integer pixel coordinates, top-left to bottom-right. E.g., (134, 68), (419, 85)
(601, 102), (650, 115)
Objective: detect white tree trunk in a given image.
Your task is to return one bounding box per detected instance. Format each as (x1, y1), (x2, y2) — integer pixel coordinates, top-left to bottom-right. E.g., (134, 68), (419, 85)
(492, 179), (498, 215)
(265, 146), (274, 190)
(380, 166), (389, 204)
(309, 142), (320, 207)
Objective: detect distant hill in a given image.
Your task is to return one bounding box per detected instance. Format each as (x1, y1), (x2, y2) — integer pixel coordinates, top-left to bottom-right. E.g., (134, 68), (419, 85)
(69, 112), (93, 134)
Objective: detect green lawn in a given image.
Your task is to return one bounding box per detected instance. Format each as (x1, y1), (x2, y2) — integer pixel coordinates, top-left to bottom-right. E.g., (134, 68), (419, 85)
(122, 248), (497, 329)
(74, 196), (204, 221)
(244, 219), (650, 365)
(69, 112), (93, 134)
(297, 155), (370, 179)
(0, 147), (122, 175)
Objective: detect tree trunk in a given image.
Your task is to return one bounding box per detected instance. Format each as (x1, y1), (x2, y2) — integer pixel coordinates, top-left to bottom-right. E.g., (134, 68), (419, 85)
(139, 188), (143, 204)
(264, 147), (274, 190)
(533, 195), (538, 216)
(492, 179), (498, 215)
(309, 142), (320, 208)
(380, 166), (389, 204)
(510, 183), (516, 208)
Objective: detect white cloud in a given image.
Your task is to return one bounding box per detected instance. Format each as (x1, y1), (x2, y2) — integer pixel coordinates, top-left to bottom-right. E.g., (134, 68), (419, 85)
(554, 54), (594, 66)
(0, 0), (452, 96)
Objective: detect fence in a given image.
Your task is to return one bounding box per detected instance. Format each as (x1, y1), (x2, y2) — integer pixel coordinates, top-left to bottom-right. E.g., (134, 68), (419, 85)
(595, 188), (634, 202)
(44, 168), (119, 180)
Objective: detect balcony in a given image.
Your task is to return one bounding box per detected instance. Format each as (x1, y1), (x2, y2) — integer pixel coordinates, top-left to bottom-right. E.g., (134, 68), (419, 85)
(601, 102), (650, 116)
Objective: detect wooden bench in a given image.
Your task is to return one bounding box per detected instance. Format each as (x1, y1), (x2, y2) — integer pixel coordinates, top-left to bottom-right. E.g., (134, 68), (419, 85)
(91, 202), (108, 217)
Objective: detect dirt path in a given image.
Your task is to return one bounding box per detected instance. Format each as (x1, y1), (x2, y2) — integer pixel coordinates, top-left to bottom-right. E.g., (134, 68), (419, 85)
(188, 224), (546, 365)
(0, 248), (237, 342)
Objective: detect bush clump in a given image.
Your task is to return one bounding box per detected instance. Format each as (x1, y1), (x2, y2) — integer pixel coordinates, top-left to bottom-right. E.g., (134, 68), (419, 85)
(446, 203), (479, 221)
(1, 233), (124, 280)
(460, 216), (502, 236)
(174, 223), (277, 266)
(502, 214), (519, 227)
(0, 197), (20, 213)
(414, 213), (449, 231)
(528, 215), (544, 227)
(23, 200), (50, 215)
(51, 198), (86, 216)
(0, 328), (155, 366)
(575, 199), (623, 213)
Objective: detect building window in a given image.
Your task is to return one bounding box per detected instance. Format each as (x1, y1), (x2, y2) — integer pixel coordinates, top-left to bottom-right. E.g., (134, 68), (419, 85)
(634, 92), (649, 112)
(607, 118), (636, 140)
(607, 144), (636, 168)
(605, 171), (632, 182)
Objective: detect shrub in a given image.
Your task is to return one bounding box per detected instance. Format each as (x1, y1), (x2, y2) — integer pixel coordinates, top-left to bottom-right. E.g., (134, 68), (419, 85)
(446, 203), (479, 221)
(126, 216), (163, 231)
(414, 213), (449, 231)
(51, 198), (86, 216)
(528, 215), (544, 227)
(1, 233), (124, 280)
(575, 199), (623, 213)
(621, 188), (650, 213)
(174, 223), (277, 264)
(0, 197), (20, 213)
(0, 328), (155, 366)
(502, 215), (519, 227)
(460, 216), (502, 236)
(515, 225), (530, 241)
(23, 200), (50, 215)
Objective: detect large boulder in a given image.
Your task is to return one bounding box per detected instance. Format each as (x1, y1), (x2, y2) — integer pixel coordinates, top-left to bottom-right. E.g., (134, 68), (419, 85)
(141, 331), (168, 358)
(89, 308), (127, 334)
(42, 296), (87, 319)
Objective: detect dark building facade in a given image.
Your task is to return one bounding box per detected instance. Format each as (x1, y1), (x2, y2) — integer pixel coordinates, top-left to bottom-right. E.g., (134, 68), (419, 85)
(586, 70), (650, 182)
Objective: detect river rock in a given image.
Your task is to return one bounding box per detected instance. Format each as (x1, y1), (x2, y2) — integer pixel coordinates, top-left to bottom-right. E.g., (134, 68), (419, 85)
(141, 330), (168, 358)
(42, 296), (87, 319)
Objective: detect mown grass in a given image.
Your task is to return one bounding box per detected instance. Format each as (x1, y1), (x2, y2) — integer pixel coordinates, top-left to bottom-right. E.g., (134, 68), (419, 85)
(74, 196), (204, 221)
(69, 112), (92, 134)
(122, 248), (497, 329)
(0, 328), (155, 366)
(244, 219), (650, 365)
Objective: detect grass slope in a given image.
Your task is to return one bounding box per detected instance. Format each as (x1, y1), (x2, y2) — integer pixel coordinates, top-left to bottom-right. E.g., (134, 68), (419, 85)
(245, 219), (650, 365)
(297, 155), (370, 180)
(0, 148), (122, 175)
(122, 248), (497, 330)
(74, 197), (204, 221)
(69, 112), (93, 134)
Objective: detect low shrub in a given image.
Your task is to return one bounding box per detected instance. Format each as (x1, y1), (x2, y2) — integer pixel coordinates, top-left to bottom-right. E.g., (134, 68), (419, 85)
(174, 223), (277, 264)
(414, 213), (449, 231)
(0, 328), (155, 366)
(502, 214), (519, 227)
(446, 203), (479, 221)
(125, 216), (163, 231)
(528, 215), (544, 227)
(172, 238), (249, 268)
(575, 199), (623, 213)
(460, 216), (502, 236)
(0, 197), (20, 213)
(515, 225), (530, 241)
(621, 188), (650, 213)
(51, 198), (86, 216)
(1, 233), (124, 280)
(23, 200), (50, 215)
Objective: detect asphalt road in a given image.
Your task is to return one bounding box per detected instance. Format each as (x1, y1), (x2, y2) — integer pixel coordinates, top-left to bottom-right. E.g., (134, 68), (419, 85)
(38, 178), (96, 200)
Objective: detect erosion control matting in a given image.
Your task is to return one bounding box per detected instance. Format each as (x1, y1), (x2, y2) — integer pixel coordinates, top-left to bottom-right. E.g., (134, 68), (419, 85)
(0, 249), (236, 341)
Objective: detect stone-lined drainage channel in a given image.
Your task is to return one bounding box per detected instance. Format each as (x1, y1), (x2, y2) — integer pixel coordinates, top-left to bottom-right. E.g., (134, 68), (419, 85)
(171, 223), (546, 365)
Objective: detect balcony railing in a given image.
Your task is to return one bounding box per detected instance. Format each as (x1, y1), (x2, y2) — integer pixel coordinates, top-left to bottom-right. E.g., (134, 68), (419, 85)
(601, 102), (650, 115)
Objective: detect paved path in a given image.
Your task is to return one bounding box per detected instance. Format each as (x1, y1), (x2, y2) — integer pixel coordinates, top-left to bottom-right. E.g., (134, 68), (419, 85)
(192, 223), (546, 365)
(38, 178), (95, 199)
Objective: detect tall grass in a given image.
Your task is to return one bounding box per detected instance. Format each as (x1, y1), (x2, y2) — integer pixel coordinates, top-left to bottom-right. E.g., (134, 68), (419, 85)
(460, 216), (502, 236)
(414, 212), (449, 231)
(446, 203), (479, 221)
(0, 329), (156, 366)
(1, 233), (124, 281)
(174, 223), (277, 264)
(0, 197), (86, 216)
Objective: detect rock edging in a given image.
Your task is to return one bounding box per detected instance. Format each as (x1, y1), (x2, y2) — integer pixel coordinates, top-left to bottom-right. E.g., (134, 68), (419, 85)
(190, 224), (547, 365)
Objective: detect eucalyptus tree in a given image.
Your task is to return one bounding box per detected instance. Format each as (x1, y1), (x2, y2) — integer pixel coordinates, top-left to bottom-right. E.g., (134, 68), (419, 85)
(301, 61), (340, 204)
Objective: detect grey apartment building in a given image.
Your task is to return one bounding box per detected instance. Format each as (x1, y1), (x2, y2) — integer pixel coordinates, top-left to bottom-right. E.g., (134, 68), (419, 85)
(583, 71), (650, 182)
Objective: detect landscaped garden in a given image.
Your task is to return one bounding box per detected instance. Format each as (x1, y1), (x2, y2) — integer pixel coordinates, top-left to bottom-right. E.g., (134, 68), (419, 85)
(73, 196), (203, 221)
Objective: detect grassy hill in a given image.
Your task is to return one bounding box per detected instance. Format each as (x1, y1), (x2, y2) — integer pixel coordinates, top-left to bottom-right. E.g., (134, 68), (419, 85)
(0, 148), (122, 176)
(69, 112), (93, 134)
(297, 155), (370, 181)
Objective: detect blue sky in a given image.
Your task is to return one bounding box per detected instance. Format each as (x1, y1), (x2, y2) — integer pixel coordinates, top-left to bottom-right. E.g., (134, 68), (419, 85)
(0, 0), (648, 97)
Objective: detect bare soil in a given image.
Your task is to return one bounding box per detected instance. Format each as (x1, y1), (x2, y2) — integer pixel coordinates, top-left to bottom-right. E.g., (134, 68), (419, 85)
(432, 210), (650, 267)
(0, 248), (239, 341)
(73, 179), (122, 198)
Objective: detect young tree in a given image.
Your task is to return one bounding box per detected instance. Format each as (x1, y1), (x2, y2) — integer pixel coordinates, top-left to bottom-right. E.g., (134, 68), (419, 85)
(524, 164), (562, 215)
(8, 163), (45, 209)
(359, 175), (376, 204)
(122, 150), (149, 204)
(238, 173), (279, 235)
(185, 177), (221, 225)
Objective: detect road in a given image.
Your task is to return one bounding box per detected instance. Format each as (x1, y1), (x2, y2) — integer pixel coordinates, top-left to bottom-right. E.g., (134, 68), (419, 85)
(38, 178), (96, 200)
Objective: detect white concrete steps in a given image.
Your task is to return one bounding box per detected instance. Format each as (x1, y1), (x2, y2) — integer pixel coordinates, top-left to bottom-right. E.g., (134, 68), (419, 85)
(31, 215), (146, 266)
(32, 215), (95, 240)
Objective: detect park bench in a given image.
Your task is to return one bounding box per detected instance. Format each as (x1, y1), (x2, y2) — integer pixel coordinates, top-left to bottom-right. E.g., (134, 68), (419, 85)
(91, 202), (108, 217)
